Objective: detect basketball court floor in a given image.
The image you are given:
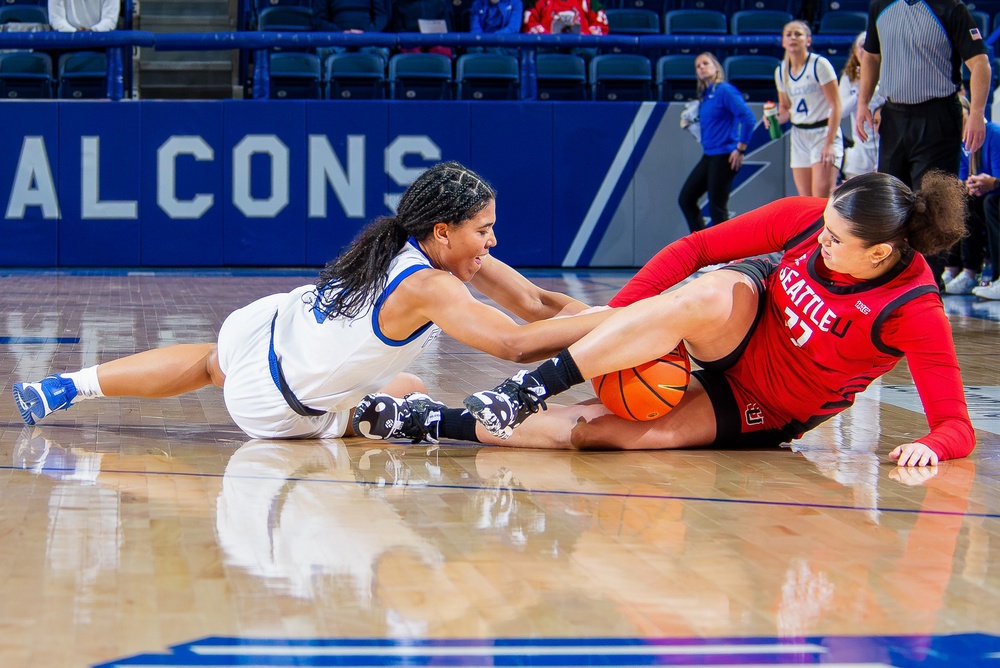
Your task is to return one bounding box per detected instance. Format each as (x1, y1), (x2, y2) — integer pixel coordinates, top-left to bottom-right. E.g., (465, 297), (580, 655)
(0, 268), (998, 668)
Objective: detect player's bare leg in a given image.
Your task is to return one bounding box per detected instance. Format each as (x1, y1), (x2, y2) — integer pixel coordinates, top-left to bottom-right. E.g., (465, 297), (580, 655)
(473, 376), (718, 450)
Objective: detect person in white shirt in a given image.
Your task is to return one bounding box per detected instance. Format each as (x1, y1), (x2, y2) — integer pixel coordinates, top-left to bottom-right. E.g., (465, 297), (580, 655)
(48, 0), (120, 32)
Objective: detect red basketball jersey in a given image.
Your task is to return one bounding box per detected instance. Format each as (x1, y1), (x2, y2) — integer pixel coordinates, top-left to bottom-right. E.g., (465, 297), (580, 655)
(726, 219), (939, 435)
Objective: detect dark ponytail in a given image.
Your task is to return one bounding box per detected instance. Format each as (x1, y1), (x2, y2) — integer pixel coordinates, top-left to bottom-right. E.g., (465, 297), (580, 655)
(314, 161), (496, 319)
(831, 171), (967, 256)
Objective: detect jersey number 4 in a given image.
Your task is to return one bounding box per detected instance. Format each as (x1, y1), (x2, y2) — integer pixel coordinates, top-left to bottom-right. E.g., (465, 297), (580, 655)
(796, 99), (809, 115)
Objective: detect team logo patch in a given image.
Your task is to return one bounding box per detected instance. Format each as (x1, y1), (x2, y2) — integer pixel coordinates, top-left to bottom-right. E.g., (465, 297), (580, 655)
(745, 403), (764, 426)
(971, 27), (982, 40)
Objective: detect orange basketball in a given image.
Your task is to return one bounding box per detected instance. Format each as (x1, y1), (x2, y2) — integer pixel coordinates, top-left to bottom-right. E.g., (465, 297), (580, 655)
(591, 343), (691, 421)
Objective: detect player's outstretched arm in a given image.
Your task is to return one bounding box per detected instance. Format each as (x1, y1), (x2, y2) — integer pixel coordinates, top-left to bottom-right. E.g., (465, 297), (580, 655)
(470, 255), (590, 321)
(405, 270), (614, 363)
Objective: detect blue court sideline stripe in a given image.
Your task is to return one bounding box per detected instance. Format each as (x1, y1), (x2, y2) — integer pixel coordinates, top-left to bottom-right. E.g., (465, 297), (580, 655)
(0, 337), (80, 344)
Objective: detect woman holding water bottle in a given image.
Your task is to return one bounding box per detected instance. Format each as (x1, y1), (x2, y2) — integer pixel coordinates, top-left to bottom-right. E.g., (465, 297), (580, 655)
(677, 52), (756, 234)
(763, 20), (843, 198)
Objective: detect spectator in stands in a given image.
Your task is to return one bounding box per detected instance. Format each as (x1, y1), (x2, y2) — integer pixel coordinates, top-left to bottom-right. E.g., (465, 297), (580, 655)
(944, 95), (1000, 294)
(973, 192), (1000, 299)
(311, 0), (389, 33)
(310, 0), (391, 65)
(764, 20), (842, 198)
(388, 0), (454, 58)
(838, 32), (878, 181)
(48, 0), (119, 32)
(522, 0), (607, 36)
(855, 0), (990, 288)
(469, 0), (522, 35)
(678, 52), (755, 234)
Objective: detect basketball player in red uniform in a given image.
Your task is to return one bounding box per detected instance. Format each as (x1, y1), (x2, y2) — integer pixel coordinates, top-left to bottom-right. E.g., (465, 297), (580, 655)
(354, 172), (974, 467)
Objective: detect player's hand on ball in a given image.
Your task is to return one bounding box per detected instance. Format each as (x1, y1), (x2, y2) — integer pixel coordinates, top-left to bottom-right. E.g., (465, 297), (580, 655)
(889, 442), (939, 467)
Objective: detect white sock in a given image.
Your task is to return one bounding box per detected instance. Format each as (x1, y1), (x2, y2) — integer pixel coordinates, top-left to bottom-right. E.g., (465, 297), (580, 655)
(63, 365), (104, 399)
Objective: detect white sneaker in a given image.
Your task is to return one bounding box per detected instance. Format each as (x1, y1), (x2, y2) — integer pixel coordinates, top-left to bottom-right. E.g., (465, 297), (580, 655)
(941, 267), (959, 284)
(972, 282), (1000, 300)
(945, 272), (977, 295)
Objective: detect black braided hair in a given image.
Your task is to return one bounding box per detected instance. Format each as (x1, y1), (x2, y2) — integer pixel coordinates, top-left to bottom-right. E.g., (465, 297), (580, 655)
(314, 161), (496, 319)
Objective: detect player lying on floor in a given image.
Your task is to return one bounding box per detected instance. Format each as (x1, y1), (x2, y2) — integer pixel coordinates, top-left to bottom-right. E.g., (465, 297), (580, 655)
(354, 171), (975, 467)
(11, 162), (614, 440)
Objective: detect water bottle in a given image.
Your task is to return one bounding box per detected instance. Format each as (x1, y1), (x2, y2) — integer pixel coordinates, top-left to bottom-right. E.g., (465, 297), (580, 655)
(763, 101), (782, 140)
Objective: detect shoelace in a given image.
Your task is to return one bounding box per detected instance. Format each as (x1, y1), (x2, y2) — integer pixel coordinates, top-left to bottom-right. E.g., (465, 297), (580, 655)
(501, 380), (547, 421)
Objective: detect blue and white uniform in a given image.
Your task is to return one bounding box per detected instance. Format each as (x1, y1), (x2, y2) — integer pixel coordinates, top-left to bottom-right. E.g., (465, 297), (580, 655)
(775, 53), (844, 169)
(218, 241), (440, 439)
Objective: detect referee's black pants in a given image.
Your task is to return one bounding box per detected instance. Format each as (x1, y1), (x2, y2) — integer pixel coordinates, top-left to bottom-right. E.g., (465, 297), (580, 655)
(878, 94), (964, 288)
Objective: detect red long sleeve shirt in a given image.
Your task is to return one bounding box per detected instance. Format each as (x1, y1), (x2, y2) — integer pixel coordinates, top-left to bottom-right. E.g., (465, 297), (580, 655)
(609, 198), (975, 461)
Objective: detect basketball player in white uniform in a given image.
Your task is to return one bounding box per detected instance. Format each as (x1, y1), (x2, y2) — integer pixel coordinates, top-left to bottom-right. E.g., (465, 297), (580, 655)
(13, 162), (614, 440)
(766, 20), (844, 197)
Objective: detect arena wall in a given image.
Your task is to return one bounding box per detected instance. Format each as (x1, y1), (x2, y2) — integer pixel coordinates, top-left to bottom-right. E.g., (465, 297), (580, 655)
(0, 99), (790, 268)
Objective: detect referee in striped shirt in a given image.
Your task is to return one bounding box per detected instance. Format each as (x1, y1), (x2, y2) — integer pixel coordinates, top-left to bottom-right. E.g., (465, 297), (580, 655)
(855, 0), (990, 285)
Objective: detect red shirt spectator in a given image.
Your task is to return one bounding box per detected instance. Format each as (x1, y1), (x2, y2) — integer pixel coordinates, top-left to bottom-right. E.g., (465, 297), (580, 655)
(522, 0), (607, 35)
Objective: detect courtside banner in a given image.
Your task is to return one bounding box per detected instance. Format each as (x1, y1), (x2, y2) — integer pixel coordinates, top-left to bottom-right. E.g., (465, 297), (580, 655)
(0, 100), (786, 268)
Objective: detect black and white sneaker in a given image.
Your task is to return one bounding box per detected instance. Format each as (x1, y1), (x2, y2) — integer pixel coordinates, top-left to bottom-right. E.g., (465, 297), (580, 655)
(462, 370), (548, 440)
(352, 392), (445, 444)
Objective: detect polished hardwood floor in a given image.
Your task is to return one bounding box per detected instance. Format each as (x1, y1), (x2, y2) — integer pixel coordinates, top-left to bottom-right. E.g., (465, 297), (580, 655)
(0, 269), (998, 668)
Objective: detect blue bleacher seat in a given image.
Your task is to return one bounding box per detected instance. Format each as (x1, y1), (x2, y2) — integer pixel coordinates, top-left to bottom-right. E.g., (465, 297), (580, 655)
(730, 10), (789, 57)
(970, 10), (989, 36)
(324, 52), (386, 99)
(57, 51), (107, 99)
(817, 0), (870, 15)
(535, 53), (587, 100)
(0, 51), (52, 98)
(723, 54), (780, 101)
(663, 9), (727, 53)
(676, 0), (729, 13)
(739, 0), (791, 12)
(605, 8), (661, 34)
(656, 53), (698, 101)
(388, 52), (453, 100)
(608, 0), (670, 14)
(455, 53), (519, 100)
(590, 53), (652, 101)
(268, 52), (322, 98)
(0, 3), (45, 24)
(730, 9), (792, 34)
(817, 10), (867, 33)
(968, 0), (1000, 16)
(257, 5), (313, 30)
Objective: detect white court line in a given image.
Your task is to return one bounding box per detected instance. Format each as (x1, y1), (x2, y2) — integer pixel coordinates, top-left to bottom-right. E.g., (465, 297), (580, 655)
(188, 642), (826, 657)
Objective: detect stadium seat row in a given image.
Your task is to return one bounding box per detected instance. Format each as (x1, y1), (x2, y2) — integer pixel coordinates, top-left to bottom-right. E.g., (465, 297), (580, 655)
(0, 51), (107, 99)
(266, 50), (789, 102)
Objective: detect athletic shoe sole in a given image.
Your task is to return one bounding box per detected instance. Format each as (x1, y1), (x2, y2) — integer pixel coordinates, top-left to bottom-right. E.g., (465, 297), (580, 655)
(12, 383), (38, 426)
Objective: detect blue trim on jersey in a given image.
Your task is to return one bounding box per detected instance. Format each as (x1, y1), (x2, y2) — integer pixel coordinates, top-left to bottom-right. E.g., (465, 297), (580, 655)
(371, 264), (434, 346)
(787, 53), (814, 83)
(407, 236), (434, 264)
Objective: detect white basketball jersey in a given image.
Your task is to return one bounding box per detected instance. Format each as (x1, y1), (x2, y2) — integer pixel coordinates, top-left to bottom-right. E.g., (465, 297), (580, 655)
(270, 240), (440, 412)
(775, 53), (837, 126)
